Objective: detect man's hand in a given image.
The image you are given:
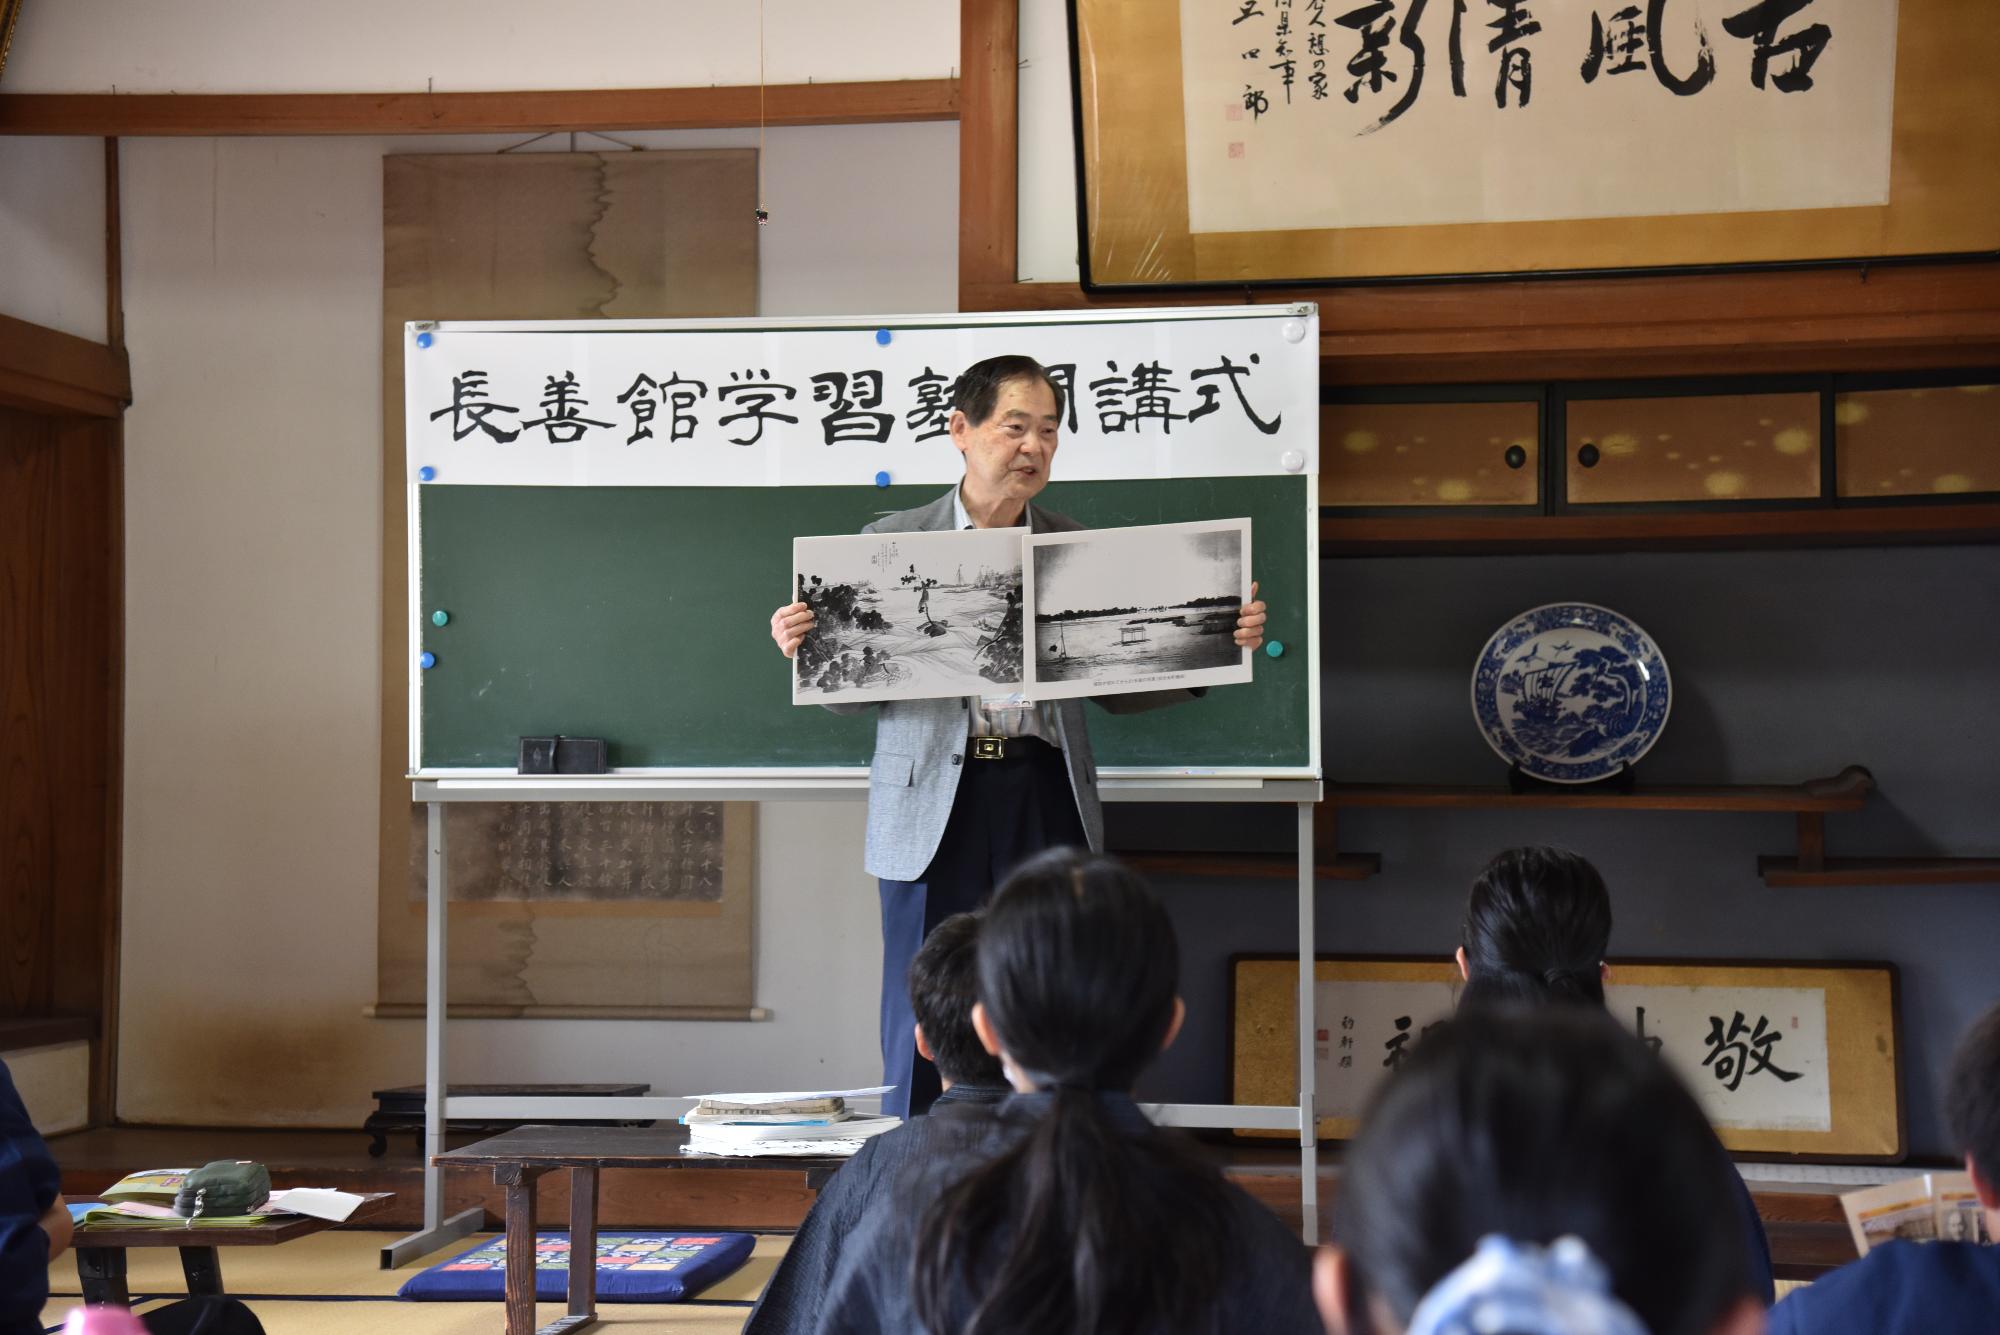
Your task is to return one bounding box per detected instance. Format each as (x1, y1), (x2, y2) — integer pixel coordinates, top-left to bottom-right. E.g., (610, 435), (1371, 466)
(40, 1193), (73, 1262)
(771, 601), (816, 658)
(1234, 581), (1268, 652)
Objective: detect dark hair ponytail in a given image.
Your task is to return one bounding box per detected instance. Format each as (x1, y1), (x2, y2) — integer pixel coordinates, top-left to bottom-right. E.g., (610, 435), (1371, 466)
(911, 849), (1238, 1335)
(1335, 1007), (1753, 1335)
(1460, 846), (1612, 1011)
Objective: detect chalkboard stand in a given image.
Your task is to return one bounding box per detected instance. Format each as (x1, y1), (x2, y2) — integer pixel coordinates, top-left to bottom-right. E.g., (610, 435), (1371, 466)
(381, 773), (1325, 1265)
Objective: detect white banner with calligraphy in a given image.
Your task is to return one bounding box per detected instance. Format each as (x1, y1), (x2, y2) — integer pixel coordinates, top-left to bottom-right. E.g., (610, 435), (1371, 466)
(402, 308), (1320, 488)
(1181, 0), (1897, 233)
(1311, 976), (1834, 1135)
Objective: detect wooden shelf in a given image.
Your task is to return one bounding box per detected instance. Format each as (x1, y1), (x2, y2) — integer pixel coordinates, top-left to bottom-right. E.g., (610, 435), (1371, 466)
(1325, 767), (1873, 814)
(1120, 770), (1989, 889)
(1758, 857), (2000, 887)
(1320, 503), (2000, 555)
(0, 1015), (97, 1052)
(1121, 851), (1381, 882)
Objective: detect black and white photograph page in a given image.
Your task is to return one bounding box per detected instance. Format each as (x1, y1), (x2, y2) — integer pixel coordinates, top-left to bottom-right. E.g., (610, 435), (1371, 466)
(1024, 518), (1252, 701)
(792, 528), (1026, 705)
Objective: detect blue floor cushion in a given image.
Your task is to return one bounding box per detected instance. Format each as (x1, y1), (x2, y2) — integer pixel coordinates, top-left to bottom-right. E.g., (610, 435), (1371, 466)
(399, 1232), (755, 1302)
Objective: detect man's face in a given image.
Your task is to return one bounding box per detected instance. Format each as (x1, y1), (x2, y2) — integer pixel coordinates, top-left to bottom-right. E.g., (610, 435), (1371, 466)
(949, 376), (1059, 508)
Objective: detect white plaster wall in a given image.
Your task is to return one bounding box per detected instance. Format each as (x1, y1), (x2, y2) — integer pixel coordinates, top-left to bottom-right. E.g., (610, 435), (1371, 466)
(115, 123), (956, 1126)
(3, 1), (955, 93)
(6, 1042), (90, 1137)
(1017, 0), (1082, 286)
(0, 136), (109, 343)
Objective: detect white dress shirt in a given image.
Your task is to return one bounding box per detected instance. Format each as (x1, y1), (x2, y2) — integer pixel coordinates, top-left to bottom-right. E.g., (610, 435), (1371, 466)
(952, 484), (1056, 744)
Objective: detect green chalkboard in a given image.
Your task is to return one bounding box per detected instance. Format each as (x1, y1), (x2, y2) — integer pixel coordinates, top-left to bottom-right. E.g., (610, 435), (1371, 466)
(416, 476), (1313, 770)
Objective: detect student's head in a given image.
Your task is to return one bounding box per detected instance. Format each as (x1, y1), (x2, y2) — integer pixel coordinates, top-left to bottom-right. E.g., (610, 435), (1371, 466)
(1322, 1007), (1758, 1335)
(968, 846), (1184, 1092)
(917, 850), (1231, 1335)
(1458, 846), (1612, 1010)
(948, 355), (1063, 508)
(907, 911), (1005, 1090)
(1947, 1000), (2000, 1217)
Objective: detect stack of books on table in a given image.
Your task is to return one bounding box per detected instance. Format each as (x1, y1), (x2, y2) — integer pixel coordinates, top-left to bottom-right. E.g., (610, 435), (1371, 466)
(77, 1169), (368, 1227)
(680, 1087), (901, 1158)
(1843, 1171), (1995, 1252)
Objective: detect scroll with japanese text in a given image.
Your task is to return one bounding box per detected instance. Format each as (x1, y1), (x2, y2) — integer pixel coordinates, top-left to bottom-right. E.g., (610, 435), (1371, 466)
(1230, 955), (1901, 1157)
(1073, 0), (2000, 285)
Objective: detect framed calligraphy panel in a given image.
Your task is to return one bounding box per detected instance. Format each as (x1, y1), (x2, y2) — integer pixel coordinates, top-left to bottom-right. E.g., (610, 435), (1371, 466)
(1070, 0), (2000, 286)
(1230, 954), (1902, 1158)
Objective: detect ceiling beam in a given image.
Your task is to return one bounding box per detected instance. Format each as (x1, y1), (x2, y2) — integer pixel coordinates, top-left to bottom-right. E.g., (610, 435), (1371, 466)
(0, 78), (958, 137)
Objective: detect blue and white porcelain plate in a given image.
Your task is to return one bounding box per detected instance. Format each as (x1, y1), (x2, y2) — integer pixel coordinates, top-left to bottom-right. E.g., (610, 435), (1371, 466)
(1471, 603), (1671, 784)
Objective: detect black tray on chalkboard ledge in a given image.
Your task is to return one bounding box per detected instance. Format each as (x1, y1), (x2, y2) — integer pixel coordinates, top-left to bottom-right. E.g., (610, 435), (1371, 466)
(1507, 760), (1636, 795)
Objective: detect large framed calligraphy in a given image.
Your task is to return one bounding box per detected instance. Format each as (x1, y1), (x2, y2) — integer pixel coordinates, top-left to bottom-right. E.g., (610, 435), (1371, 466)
(1230, 954), (1902, 1157)
(0, 2), (23, 83)
(1070, 0), (2000, 286)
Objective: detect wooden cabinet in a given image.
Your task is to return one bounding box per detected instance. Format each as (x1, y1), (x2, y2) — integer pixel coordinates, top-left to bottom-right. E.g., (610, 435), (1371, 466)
(1835, 380), (2000, 498)
(1563, 390), (1821, 505)
(1320, 398), (1539, 509)
(1321, 371), (2000, 550)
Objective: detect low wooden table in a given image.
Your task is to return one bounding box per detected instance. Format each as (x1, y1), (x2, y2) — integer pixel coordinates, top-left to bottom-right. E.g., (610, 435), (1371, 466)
(72, 1192), (394, 1306)
(437, 1125), (850, 1335)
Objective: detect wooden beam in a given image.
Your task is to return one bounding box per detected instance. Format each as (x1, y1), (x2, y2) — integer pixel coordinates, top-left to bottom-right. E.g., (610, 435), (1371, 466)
(1319, 503), (2000, 555)
(959, 262), (2000, 380)
(959, 0), (1020, 303)
(0, 79), (959, 137)
(104, 138), (124, 349)
(0, 313), (130, 417)
(98, 135), (127, 1129)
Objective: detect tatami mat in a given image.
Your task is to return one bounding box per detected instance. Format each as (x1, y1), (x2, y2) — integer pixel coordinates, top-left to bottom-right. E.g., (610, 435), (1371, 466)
(42, 1231), (788, 1333)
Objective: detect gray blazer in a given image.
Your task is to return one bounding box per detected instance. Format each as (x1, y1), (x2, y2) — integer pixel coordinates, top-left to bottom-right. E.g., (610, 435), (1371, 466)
(826, 488), (1196, 881)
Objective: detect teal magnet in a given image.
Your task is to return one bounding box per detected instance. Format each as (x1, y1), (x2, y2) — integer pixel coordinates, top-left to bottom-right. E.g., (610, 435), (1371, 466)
(1265, 640), (1284, 658)
(432, 610), (450, 627)
(419, 651), (436, 669)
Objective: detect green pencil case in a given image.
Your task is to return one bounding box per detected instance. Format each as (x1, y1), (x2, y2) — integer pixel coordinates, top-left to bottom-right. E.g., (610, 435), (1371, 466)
(173, 1160), (271, 1218)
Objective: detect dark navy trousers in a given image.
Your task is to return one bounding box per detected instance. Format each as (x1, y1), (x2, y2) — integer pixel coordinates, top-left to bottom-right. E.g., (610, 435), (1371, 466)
(876, 738), (1086, 1120)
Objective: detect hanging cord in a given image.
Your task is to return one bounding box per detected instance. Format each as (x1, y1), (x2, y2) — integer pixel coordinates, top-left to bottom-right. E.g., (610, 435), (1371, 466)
(755, 0), (770, 224)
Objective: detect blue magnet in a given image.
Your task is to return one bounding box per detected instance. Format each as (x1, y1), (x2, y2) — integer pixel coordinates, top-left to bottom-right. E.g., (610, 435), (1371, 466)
(432, 610), (450, 627)
(875, 328), (892, 345)
(415, 330), (434, 349)
(874, 470), (892, 488)
(1265, 640), (1285, 659)
(419, 651), (437, 669)
(418, 466), (437, 482)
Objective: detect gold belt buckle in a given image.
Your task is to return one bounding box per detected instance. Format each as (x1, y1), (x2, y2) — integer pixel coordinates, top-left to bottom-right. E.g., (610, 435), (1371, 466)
(971, 736), (1006, 760)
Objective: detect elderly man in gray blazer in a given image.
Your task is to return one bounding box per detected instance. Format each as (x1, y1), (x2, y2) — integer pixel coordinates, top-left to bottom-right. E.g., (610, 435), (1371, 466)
(772, 354), (1266, 1118)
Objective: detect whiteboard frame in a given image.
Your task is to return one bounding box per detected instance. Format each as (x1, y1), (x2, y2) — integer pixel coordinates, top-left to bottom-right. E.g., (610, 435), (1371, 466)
(404, 304), (1322, 782)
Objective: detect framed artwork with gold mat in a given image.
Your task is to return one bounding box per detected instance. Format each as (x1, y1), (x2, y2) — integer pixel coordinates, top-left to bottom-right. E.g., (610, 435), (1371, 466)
(0, 1), (24, 82)
(1230, 954), (1903, 1159)
(1069, 0), (2000, 287)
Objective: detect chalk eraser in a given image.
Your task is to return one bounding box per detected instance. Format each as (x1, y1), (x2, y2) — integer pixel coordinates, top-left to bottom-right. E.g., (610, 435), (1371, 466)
(518, 737), (558, 775)
(554, 736), (608, 775)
